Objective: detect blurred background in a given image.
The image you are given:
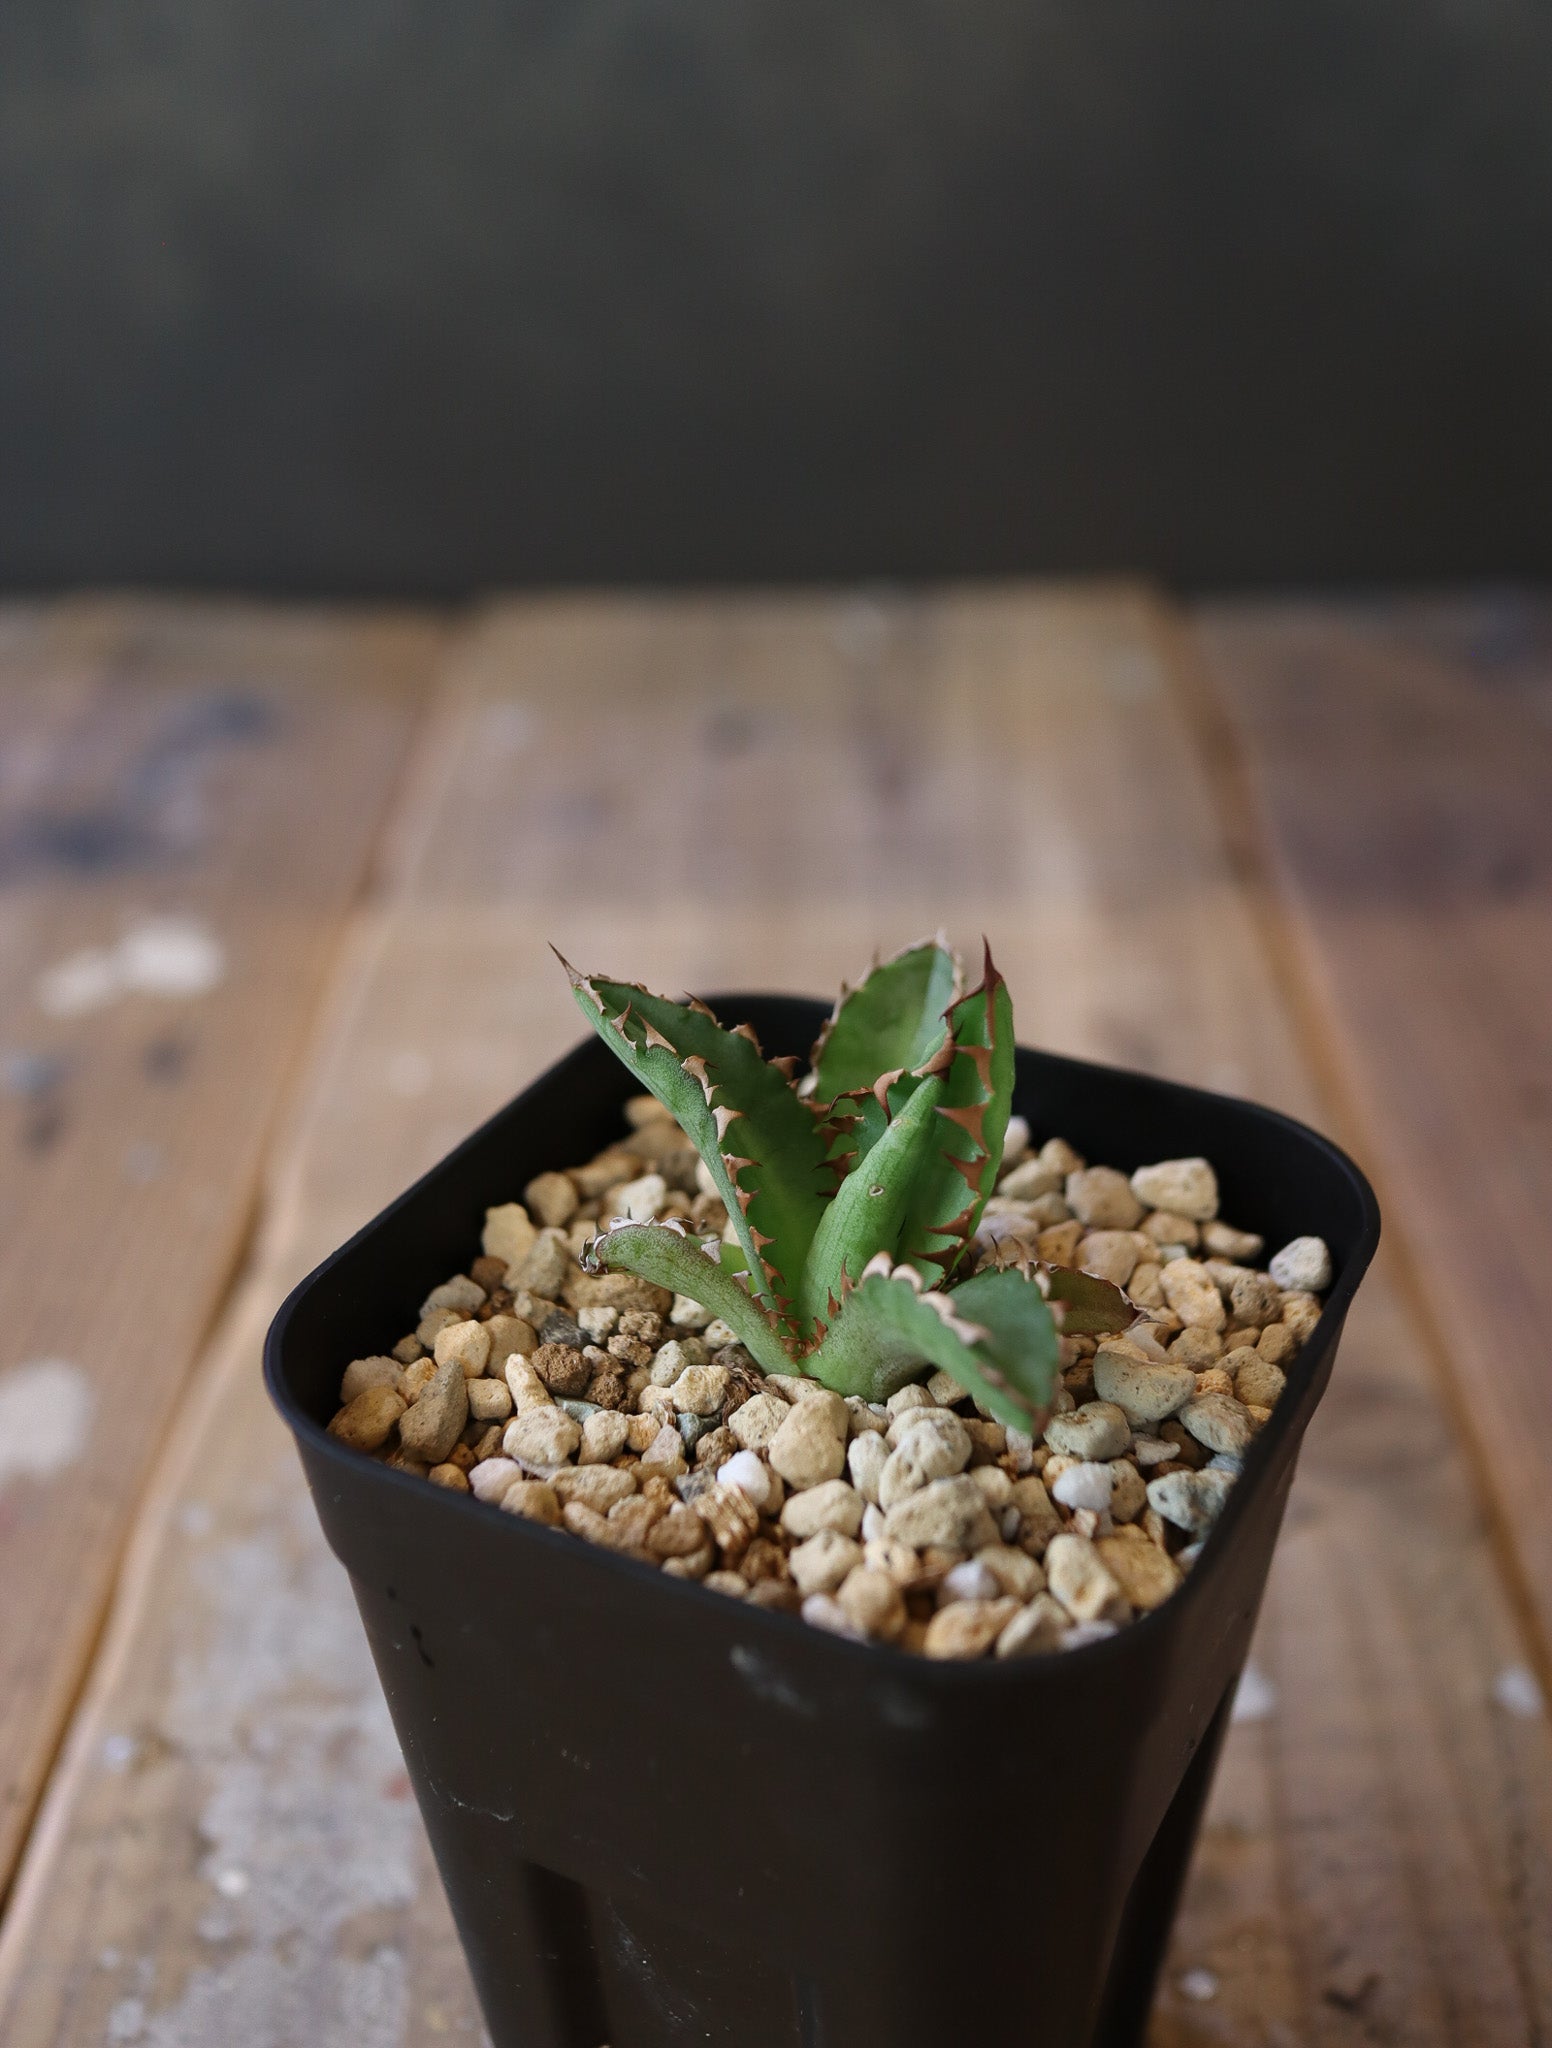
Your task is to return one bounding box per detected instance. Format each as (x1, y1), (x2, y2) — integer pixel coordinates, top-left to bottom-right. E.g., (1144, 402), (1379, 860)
(4, 0), (1552, 596)
(2, 14), (1551, 2048)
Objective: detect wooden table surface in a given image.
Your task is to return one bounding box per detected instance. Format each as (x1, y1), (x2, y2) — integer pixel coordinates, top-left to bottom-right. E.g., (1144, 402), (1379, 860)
(0, 586), (1546, 2046)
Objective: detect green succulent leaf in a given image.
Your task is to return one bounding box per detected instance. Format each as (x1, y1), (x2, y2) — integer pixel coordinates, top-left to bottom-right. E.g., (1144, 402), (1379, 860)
(584, 1222), (792, 1377)
(805, 1263), (1056, 1429)
(810, 939), (961, 1105)
(561, 958), (830, 1322)
(893, 946), (1016, 1282)
(796, 1071), (946, 1329)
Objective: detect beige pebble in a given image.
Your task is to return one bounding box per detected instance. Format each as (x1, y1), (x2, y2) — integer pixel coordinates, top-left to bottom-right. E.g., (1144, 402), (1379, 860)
(1044, 1400), (1131, 1461)
(416, 1305), (463, 1350)
(886, 1383), (935, 1417)
(466, 1377), (514, 1423)
(468, 1457), (522, 1504)
(837, 1567), (907, 1641)
(398, 1358), (468, 1464)
(625, 1411), (661, 1453)
(647, 1503), (707, 1558)
(846, 1431), (891, 1504)
(969, 1465), (1013, 1509)
(884, 1475), (999, 1552)
(669, 1363), (730, 1416)
(580, 1409), (631, 1463)
(428, 1462), (471, 1492)
(996, 1592), (1070, 1657)
(649, 1336), (707, 1385)
(1046, 1533), (1128, 1624)
(789, 1528), (865, 1596)
(484, 1315), (539, 1371)
(482, 1201), (537, 1277)
(420, 1274), (486, 1319)
(1092, 1348), (1195, 1427)
(728, 1392), (791, 1452)
(1280, 1292), (1323, 1342)
(501, 1480), (561, 1526)
(639, 1424), (688, 1479)
(998, 1157), (1064, 1201)
(1036, 1136), (1085, 1176)
(1129, 1157), (1219, 1221)
(1147, 1466), (1235, 1535)
(1161, 1259), (1227, 1331)
(503, 1405), (581, 1469)
(399, 1356), (437, 1401)
(704, 1571), (749, 1598)
(669, 1292), (716, 1330)
(1108, 1461), (1148, 1522)
(505, 1355), (554, 1412)
(878, 1414), (972, 1507)
(1097, 1532), (1182, 1609)
(339, 1355), (401, 1404)
(924, 1597), (1021, 1659)
(1257, 1322), (1297, 1366)
(1066, 1167), (1144, 1230)
(974, 1544), (1045, 1600)
(1142, 1210), (1201, 1250)
(1077, 1229), (1151, 1287)
(513, 1227), (573, 1299)
(524, 1170), (578, 1229)
(768, 1398), (847, 1490)
(782, 1479), (865, 1541)
(1127, 1262), (1165, 1308)
(1181, 1393), (1255, 1457)
(1235, 1356), (1287, 1409)
(1036, 1220), (1084, 1266)
(1194, 1366), (1236, 1398)
(1270, 1236), (1332, 1293)
(1010, 1475), (1061, 1556)
(329, 1385), (405, 1452)
(552, 1466), (638, 1515)
(1201, 1219), (1264, 1262)
(1229, 1271), (1283, 1329)
(1168, 1325), (1223, 1368)
(434, 1318), (492, 1378)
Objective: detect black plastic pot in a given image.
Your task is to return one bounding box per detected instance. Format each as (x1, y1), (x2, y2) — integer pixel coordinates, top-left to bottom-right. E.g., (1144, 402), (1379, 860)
(266, 996), (1379, 2048)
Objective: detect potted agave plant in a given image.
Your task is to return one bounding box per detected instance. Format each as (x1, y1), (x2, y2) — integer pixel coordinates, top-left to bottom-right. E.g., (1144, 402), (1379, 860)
(267, 940), (1378, 2048)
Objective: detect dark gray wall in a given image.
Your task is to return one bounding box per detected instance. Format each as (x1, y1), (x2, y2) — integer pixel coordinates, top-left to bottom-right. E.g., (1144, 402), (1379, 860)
(3, 1), (1551, 594)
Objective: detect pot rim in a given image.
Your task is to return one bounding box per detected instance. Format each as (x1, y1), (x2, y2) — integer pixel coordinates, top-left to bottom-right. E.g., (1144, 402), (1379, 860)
(265, 996), (1381, 1686)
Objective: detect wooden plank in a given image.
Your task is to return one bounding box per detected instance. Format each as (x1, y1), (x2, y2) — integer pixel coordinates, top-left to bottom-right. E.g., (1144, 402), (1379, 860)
(0, 599), (438, 1895)
(0, 588), (1547, 2048)
(1190, 597), (1552, 1667)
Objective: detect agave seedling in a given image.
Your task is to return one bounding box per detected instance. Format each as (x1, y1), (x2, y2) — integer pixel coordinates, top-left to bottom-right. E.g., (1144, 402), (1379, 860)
(558, 939), (1133, 1432)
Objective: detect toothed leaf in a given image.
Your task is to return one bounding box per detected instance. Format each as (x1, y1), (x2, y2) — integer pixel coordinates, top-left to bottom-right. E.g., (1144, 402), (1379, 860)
(805, 1266), (1056, 1429)
(562, 962), (830, 1322)
(585, 1223), (791, 1376)
(810, 939), (961, 1104)
(894, 948), (1015, 1281)
(1044, 1265), (1136, 1336)
(796, 1073), (946, 1328)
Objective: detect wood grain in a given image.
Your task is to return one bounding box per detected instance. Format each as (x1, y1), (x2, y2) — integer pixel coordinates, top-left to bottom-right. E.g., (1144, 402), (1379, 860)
(0, 599), (438, 1894)
(0, 589), (1546, 2048)
(1192, 598), (1552, 1669)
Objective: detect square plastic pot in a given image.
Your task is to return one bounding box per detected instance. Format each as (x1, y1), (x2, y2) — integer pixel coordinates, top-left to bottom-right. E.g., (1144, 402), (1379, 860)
(266, 995), (1379, 2048)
